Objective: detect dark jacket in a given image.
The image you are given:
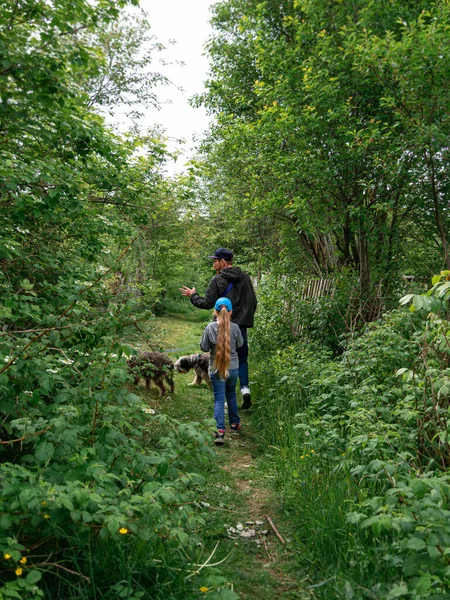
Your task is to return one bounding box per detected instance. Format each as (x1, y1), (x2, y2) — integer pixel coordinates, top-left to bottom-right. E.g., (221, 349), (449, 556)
(190, 266), (257, 327)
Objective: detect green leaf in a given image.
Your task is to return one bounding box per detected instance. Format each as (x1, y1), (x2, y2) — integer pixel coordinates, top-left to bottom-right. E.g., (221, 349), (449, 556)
(157, 461), (169, 476)
(410, 479), (428, 499)
(1, 588), (23, 599)
(387, 583), (409, 598)
(26, 569), (42, 584)
(406, 536), (426, 550)
(415, 574), (431, 594)
(21, 279), (34, 290)
(9, 550), (21, 562)
(175, 530), (189, 545)
(35, 442), (55, 463)
(0, 513), (13, 529)
(61, 497), (74, 511)
(412, 295), (424, 311)
(399, 294), (414, 306)
(395, 367), (409, 376)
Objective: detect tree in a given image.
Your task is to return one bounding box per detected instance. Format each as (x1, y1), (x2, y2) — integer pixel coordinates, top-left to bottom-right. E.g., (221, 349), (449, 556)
(197, 0), (438, 302)
(351, 4), (450, 268)
(78, 11), (168, 117)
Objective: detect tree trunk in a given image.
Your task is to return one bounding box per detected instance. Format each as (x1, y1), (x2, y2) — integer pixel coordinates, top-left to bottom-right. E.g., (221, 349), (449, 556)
(425, 148), (450, 269)
(358, 227), (370, 294)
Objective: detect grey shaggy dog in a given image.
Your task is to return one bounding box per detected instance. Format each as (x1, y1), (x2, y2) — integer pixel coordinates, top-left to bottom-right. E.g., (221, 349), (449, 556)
(174, 353), (211, 388)
(127, 351), (174, 396)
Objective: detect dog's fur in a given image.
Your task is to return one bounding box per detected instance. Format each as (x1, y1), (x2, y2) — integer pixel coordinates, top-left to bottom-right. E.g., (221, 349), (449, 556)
(127, 351), (174, 396)
(174, 353), (211, 388)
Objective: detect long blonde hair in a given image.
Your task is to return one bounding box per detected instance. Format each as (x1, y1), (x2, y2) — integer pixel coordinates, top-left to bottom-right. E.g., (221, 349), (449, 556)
(213, 306), (231, 379)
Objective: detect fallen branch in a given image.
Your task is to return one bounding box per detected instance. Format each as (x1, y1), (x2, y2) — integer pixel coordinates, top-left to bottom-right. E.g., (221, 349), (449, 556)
(204, 505), (237, 513)
(262, 537), (273, 561)
(266, 515), (286, 546)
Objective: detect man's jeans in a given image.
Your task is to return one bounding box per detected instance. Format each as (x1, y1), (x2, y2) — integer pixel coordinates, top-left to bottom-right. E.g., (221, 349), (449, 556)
(237, 326), (249, 389)
(210, 368), (240, 431)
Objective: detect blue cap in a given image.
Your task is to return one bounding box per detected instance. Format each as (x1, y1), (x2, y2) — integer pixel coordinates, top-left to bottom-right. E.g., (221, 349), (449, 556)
(214, 297), (232, 312)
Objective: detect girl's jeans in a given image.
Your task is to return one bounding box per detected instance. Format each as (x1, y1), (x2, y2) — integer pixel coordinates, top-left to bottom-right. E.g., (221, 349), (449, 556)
(210, 368), (240, 431)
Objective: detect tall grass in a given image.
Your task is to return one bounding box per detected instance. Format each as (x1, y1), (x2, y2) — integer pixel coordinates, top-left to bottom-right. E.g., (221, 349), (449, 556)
(37, 536), (207, 599)
(251, 342), (404, 598)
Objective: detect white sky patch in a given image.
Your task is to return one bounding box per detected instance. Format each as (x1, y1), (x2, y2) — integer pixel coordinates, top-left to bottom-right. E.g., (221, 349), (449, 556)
(119, 0), (216, 174)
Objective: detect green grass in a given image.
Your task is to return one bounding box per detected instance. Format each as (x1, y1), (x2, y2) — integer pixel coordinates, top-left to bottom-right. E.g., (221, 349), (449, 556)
(123, 313), (209, 357)
(125, 312), (314, 599)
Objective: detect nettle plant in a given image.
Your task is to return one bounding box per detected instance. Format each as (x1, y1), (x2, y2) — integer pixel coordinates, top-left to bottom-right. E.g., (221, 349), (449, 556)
(343, 274), (450, 599)
(0, 336), (214, 597)
(398, 271), (450, 467)
(0, 274), (214, 597)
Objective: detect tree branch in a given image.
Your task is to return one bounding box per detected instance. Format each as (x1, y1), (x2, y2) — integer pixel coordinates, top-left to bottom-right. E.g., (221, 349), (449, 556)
(0, 425), (53, 445)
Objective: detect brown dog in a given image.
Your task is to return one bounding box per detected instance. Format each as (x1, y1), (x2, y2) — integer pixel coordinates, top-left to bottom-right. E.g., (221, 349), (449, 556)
(127, 351), (174, 396)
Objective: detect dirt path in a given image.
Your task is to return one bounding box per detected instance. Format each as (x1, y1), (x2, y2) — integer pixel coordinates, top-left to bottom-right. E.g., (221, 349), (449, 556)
(128, 315), (312, 599)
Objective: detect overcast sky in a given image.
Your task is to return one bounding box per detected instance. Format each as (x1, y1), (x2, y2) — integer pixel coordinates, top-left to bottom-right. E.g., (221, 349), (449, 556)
(137, 0), (216, 173)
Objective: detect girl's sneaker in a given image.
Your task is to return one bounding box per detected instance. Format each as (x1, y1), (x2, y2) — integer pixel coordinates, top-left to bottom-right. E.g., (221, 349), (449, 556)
(230, 423), (241, 433)
(214, 429), (225, 446)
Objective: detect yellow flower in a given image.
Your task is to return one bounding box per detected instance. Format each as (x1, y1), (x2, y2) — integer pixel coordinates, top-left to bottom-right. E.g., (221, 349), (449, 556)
(15, 567), (23, 576)
(41, 500), (47, 506)
(119, 527), (129, 535)
(43, 514), (50, 519)
(199, 587), (209, 593)
(300, 455), (304, 459)
(4, 553), (11, 560)
(19, 557), (27, 564)
(311, 449), (315, 453)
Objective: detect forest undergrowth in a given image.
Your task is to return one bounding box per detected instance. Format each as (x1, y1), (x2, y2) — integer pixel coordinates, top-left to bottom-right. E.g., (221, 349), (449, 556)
(249, 276), (450, 600)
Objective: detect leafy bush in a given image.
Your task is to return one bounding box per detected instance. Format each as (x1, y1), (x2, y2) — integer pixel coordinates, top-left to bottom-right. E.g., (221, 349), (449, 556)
(252, 270), (386, 357)
(250, 277), (301, 354)
(253, 276), (450, 597)
(0, 293), (217, 596)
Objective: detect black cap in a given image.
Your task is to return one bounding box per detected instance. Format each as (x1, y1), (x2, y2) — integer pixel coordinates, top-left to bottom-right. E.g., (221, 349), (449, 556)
(207, 248), (234, 261)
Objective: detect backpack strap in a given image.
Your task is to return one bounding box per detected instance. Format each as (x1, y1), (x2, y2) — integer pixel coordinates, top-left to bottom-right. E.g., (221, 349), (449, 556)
(224, 281), (234, 296)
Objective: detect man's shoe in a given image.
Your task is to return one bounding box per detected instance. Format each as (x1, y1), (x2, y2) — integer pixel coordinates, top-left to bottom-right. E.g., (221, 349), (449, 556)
(230, 422), (241, 433)
(241, 387), (252, 409)
(214, 429), (225, 446)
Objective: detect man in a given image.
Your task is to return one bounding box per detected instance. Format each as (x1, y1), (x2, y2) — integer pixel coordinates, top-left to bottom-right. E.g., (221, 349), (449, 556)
(180, 248), (257, 409)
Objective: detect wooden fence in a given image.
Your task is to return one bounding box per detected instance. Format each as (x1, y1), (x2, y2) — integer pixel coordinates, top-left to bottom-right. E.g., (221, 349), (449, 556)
(290, 278), (335, 337)
(300, 278), (334, 301)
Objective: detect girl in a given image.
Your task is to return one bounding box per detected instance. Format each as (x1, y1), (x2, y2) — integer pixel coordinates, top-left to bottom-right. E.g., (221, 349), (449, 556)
(200, 297), (244, 445)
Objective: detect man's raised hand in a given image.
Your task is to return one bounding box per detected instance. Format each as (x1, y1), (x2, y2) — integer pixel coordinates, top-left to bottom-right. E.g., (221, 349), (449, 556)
(180, 286), (196, 297)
